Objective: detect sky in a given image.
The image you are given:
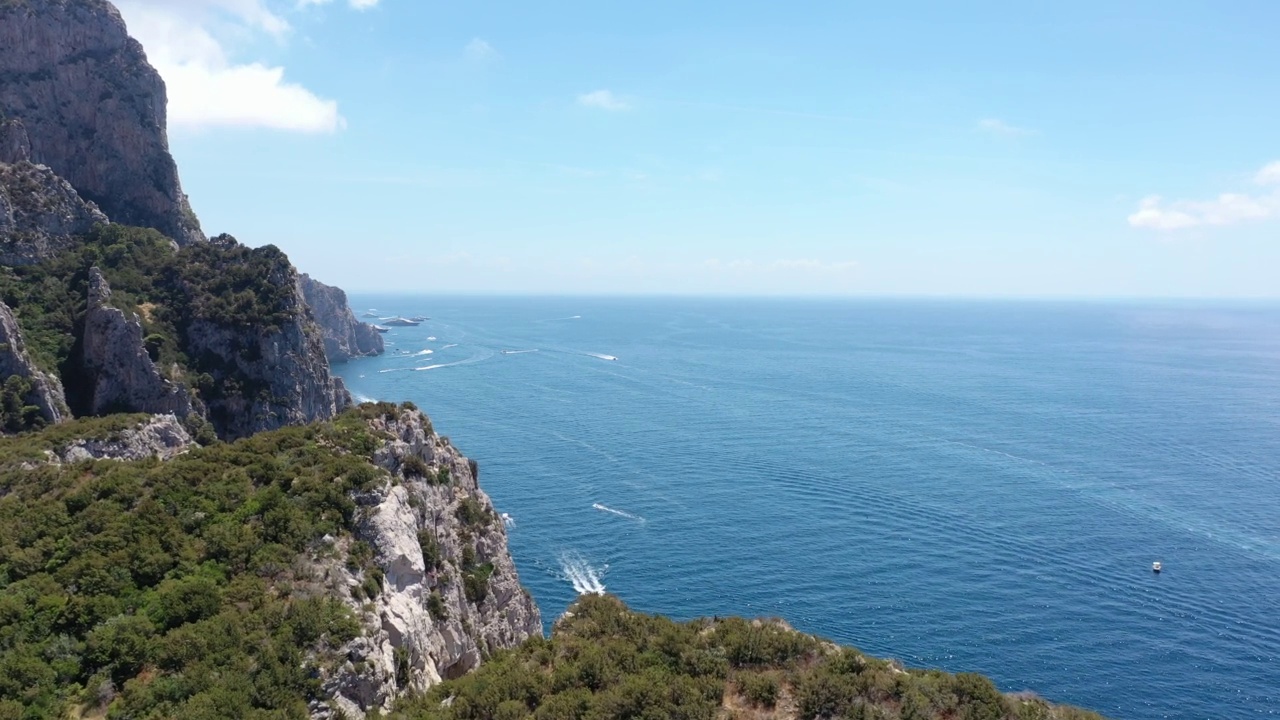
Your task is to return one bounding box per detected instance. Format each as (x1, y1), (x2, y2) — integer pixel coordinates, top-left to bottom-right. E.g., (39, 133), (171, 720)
(113, 0), (1280, 297)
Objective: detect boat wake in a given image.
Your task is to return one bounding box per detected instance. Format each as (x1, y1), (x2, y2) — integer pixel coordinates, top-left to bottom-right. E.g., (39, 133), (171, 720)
(559, 551), (606, 595)
(414, 349), (433, 356)
(442, 343), (458, 349)
(586, 353), (618, 362)
(593, 503), (645, 524)
(501, 349), (539, 355)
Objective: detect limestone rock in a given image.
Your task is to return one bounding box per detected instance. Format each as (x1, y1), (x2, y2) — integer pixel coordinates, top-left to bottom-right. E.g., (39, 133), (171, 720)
(80, 267), (195, 418)
(299, 273), (385, 363)
(0, 298), (68, 426)
(51, 413), (193, 463)
(0, 0), (204, 244)
(0, 160), (108, 265)
(180, 240), (351, 439)
(315, 408), (541, 718)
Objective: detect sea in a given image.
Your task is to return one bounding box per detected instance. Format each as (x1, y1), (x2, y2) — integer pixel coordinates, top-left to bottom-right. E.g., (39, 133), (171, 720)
(340, 296), (1280, 720)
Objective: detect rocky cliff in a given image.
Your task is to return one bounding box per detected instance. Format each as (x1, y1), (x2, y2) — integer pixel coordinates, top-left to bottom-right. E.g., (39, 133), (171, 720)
(0, 0), (203, 245)
(317, 407), (541, 718)
(79, 266), (195, 418)
(300, 273), (385, 363)
(0, 298), (67, 427)
(178, 235), (350, 439)
(0, 159), (108, 265)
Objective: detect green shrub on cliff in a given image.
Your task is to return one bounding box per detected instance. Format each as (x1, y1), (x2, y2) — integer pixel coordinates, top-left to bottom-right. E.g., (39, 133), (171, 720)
(390, 594), (1107, 720)
(0, 224), (307, 433)
(0, 409), (406, 719)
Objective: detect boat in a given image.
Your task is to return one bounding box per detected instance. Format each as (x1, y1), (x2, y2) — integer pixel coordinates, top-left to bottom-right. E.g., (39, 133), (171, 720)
(384, 317), (420, 327)
(1152, 561), (1162, 573)
(411, 316), (429, 322)
(372, 325), (390, 333)
(361, 312), (379, 318)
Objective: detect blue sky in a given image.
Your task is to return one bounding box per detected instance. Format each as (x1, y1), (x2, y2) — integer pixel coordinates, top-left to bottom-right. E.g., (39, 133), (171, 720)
(116, 0), (1280, 296)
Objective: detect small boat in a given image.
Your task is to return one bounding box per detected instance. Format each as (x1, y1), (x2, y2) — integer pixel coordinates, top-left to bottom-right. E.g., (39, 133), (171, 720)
(384, 317), (420, 327)
(1152, 561), (1162, 573)
(411, 316), (429, 322)
(372, 325), (390, 333)
(361, 312), (379, 318)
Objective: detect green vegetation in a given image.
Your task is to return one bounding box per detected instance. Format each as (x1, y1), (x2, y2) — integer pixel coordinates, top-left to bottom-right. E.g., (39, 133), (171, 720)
(390, 594), (1105, 720)
(0, 225), (306, 436)
(0, 407), (409, 719)
(0, 375), (46, 433)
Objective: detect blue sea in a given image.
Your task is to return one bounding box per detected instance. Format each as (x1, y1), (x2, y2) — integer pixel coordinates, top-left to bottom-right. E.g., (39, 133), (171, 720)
(340, 297), (1280, 719)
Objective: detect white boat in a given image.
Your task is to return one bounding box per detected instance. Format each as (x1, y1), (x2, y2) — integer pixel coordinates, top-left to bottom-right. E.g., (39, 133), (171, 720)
(1152, 561), (1162, 573)
(361, 312), (379, 318)
(384, 317), (420, 327)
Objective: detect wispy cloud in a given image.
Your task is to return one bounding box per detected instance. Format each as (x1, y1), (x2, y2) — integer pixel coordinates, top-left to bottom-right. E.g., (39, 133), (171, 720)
(578, 90), (630, 111)
(464, 38), (498, 62)
(116, 0), (354, 133)
(1128, 160), (1280, 231)
(977, 118), (1034, 137)
(298, 0), (381, 10)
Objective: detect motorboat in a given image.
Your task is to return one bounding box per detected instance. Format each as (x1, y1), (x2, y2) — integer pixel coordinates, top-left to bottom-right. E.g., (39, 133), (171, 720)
(1152, 561), (1162, 573)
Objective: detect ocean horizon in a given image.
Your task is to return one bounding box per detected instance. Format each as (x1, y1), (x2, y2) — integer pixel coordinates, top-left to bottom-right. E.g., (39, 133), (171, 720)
(341, 295), (1280, 720)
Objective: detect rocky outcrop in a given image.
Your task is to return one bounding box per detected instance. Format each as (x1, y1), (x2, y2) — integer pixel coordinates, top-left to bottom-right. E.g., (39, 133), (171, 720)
(80, 267), (195, 418)
(299, 273), (385, 363)
(0, 298), (68, 426)
(182, 238), (350, 439)
(314, 409), (541, 718)
(50, 413), (193, 463)
(0, 0), (203, 244)
(0, 160), (108, 265)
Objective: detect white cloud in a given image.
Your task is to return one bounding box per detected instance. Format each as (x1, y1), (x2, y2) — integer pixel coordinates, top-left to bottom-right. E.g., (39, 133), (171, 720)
(115, 0), (345, 133)
(1128, 160), (1280, 230)
(1257, 161), (1280, 186)
(578, 90), (630, 112)
(977, 118), (1033, 137)
(465, 38), (497, 62)
(298, 0), (380, 9)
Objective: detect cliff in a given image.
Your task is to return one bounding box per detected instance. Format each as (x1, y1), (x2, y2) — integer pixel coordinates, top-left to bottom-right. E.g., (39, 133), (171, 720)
(0, 0), (204, 244)
(0, 298), (67, 429)
(0, 404), (541, 719)
(300, 273), (385, 363)
(320, 408), (540, 717)
(79, 266), (195, 418)
(0, 158), (108, 265)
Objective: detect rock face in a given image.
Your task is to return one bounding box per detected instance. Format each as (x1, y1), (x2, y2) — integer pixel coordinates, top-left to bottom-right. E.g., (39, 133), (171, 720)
(0, 160), (108, 265)
(316, 409), (542, 718)
(80, 267), (195, 418)
(299, 273), (385, 363)
(0, 299), (68, 425)
(183, 238), (350, 439)
(50, 413), (193, 463)
(0, 0), (203, 245)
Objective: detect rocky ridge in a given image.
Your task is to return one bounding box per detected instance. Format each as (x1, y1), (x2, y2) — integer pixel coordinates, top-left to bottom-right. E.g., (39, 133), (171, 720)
(315, 408), (541, 718)
(0, 0), (203, 245)
(0, 158), (108, 266)
(300, 273), (385, 363)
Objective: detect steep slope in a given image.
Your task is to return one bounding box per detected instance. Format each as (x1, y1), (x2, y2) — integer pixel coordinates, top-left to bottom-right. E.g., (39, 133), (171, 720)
(0, 299), (67, 430)
(300, 273), (385, 363)
(0, 225), (347, 440)
(0, 158), (108, 266)
(0, 403), (541, 719)
(0, 0), (203, 244)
